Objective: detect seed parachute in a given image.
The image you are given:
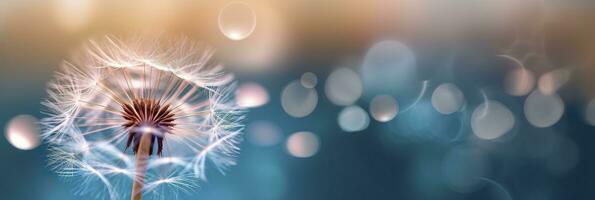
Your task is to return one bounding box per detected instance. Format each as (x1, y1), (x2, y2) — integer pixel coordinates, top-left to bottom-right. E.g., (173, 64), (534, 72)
(42, 35), (244, 200)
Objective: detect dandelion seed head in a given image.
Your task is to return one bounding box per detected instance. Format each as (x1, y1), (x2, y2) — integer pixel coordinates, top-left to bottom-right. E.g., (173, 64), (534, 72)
(42, 35), (244, 200)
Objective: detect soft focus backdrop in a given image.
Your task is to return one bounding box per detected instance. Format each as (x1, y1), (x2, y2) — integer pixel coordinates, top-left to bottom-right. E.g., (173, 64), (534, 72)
(1, 0), (595, 199)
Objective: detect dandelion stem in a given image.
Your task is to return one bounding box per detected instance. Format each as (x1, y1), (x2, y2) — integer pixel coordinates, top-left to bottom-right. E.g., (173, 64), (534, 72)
(131, 132), (152, 200)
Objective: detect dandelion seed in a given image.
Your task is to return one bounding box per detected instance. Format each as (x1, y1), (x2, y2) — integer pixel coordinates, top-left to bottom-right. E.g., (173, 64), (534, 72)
(42, 35), (244, 200)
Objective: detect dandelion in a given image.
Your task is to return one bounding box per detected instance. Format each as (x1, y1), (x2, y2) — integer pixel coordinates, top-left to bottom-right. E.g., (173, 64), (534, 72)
(42, 35), (244, 200)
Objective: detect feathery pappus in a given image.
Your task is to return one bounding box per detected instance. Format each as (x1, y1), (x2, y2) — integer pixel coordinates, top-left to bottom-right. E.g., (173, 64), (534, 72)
(42, 35), (244, 200)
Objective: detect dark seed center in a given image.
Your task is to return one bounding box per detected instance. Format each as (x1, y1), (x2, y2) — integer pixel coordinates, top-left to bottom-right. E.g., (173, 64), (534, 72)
(121, 98), (175, 156)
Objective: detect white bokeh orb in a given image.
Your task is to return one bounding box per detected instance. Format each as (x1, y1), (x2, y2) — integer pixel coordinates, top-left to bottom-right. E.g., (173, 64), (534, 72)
(431, 83), (465, 115)
(369, 95), (399, 122)
(325, 68), (363, 106)
(300, 72), (318, 89)
(281, 81), (318, 118)
(524, 90), (564, 128)
(338, 106), (370, 132)
(286, 132), (320, 158)
(471, 100), (515, 140)
(5, 115), (41, 150)
(236, 82), (269, 108)
(218, 1), (257, 41)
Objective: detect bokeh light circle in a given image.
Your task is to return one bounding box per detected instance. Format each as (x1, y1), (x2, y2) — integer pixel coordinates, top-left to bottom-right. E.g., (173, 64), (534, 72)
(52, 0), (94, 32)
(246, 120), (282, 146)
(217, 3), (288, 71)
(524, 90), (564, 128)
(338, 106), (370, 132)
(362, 40), (416, 95)
(369, 95), (399, 122)
(538, 69), (570, 95)
(281, 81), (318, 118)
(431, 83), (465, 115)
(5, 115), (41, 150)
(324, 68), (363, 106)
(586, 99), (595, 126)
(236, 82), (269, 108)
(300, 72), (318, 89)
(471, 100), (515, 140)
(218, 1), (257, 41)
(286, 132), (320, 158)
(504, 68), (535, 96)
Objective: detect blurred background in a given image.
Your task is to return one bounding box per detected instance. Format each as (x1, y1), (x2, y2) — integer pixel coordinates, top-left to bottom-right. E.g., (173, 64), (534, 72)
(1, 0), (595, 199)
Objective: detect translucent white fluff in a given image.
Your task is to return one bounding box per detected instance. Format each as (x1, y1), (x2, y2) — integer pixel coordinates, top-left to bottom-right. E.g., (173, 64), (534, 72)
(42, 35), (244, 200)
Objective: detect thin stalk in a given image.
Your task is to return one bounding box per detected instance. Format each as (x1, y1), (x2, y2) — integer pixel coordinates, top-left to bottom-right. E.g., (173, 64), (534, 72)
(131, 133), (152, 200)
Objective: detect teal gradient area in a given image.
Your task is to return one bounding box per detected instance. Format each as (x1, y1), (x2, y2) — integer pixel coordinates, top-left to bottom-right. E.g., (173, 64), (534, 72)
(1, 0), (595, 200)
